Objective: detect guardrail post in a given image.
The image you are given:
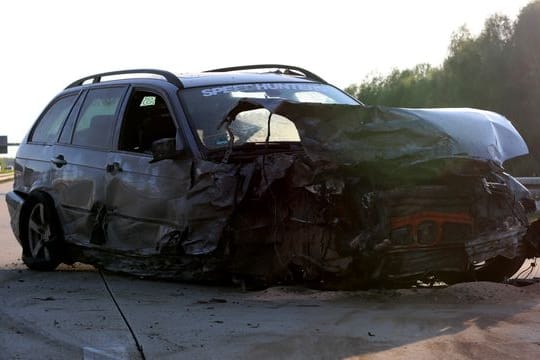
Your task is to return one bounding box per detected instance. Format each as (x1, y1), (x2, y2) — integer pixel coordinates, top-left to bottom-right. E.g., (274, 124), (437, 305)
(0, 136), (6, 154)
(0, 136), (20, 154)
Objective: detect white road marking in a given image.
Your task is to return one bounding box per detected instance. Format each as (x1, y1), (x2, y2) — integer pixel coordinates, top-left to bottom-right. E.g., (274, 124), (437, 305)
(82, 346), (130, 360)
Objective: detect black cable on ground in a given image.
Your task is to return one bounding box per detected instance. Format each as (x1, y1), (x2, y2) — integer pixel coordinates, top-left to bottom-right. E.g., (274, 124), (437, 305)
(99, 270), (146, 360)
(514, 258), (537, 280)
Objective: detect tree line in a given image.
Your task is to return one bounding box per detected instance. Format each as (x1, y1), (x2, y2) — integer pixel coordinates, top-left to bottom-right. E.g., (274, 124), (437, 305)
(345, 1), (540, 175)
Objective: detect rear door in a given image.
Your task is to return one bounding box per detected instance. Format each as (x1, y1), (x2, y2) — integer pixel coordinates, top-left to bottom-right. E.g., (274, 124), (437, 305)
(53, 86), (128, 246)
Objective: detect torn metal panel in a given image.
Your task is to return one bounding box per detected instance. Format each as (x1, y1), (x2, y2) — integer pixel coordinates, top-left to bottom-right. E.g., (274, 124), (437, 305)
(465, 227), (528, 262)
(175, 159), (256, 255)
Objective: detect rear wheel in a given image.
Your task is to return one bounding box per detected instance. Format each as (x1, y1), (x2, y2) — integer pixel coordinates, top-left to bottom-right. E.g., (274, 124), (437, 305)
(22, 194), (63, 271)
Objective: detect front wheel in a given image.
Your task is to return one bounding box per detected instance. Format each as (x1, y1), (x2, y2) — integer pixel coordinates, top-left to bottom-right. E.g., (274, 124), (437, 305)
(437, 256), (526, 285)
(472, 256), (526, 282)
(22, 194), (63, 271)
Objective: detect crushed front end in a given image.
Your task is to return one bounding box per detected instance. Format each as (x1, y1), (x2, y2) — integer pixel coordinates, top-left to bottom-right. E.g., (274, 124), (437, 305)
(219, 154), (534, 288)
(93, 91), (539, 288)
(198, 101), (539, 288)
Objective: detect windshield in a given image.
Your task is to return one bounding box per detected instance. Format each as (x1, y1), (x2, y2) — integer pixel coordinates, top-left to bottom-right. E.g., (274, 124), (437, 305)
(179, 82), (359, 149)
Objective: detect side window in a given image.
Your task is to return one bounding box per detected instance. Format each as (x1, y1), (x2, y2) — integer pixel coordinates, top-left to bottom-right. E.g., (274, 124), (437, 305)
(30, 95), (77, 144)
(72, 87), (125, 149)
(118, 90), (177, 153)
(58, 92), (86, 144)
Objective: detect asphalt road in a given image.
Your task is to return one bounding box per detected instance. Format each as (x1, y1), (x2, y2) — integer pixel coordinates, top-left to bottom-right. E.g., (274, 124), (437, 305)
(2, 180), (540, 360)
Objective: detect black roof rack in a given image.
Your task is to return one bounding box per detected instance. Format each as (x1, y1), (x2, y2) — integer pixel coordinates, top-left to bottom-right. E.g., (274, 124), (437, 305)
(65, 69), (183, 89)
(205, 64), (327, 84)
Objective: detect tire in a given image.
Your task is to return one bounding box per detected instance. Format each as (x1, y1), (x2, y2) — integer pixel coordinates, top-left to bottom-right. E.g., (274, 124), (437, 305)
(436, 256), (526, 285)
(22, 194), (63, 271)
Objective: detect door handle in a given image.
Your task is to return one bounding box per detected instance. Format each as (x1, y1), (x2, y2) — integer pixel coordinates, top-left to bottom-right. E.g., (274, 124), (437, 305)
(106, 162), (122, 173)
(51, 155), (67, 168)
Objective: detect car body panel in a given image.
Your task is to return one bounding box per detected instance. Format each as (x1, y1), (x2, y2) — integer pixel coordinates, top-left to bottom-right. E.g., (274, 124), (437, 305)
(51, 143), (110, 247)
(5, 190), (24, 241)
(103, 152), (193, 252)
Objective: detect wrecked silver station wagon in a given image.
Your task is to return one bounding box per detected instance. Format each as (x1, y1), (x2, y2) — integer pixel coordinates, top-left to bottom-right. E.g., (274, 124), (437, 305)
(6, 65), (540, 288)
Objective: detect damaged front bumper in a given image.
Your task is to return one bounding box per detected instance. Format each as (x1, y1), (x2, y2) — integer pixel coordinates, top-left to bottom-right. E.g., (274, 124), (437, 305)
(221, 163), (535, 287)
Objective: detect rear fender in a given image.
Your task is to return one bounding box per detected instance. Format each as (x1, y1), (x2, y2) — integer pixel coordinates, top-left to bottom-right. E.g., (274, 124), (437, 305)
(5, 191), (26, 243)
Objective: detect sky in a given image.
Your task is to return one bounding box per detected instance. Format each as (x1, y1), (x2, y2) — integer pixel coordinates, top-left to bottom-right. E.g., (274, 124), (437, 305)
(0, 0), (532, 157)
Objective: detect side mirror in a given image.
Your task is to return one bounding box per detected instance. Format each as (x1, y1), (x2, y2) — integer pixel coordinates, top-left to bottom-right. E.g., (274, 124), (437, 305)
(150, 138), (179, 163)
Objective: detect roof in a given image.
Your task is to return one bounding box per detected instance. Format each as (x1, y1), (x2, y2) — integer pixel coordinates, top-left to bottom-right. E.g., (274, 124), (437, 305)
(65, 65), (325, 90)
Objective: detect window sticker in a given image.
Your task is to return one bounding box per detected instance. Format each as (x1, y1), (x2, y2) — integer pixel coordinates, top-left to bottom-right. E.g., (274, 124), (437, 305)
(200, 83), (325, 97)
(140, 96), (156, 107)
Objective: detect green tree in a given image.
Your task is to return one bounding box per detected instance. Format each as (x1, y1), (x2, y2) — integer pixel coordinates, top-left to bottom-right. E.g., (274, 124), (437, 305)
(441, 16), (513, 112)
(345, 5), (540, 175)
(347, 14), (514, 111)
(346, 64), (441, 107)
(507, 1), (540, 163)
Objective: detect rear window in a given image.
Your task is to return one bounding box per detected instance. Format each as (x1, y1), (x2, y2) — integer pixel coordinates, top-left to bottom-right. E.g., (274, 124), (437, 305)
(30, 95), (77, 144)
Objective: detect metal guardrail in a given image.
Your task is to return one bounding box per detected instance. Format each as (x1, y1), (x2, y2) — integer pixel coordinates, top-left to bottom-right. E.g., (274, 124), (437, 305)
(0, 134), (19, 153)
(0, 173), (14, 183)
(516, 177), (540, 185)
(517, 177), (540, 199)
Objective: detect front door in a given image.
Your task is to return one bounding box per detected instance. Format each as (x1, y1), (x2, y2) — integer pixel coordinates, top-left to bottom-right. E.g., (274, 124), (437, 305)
(103, 88), (192, 254)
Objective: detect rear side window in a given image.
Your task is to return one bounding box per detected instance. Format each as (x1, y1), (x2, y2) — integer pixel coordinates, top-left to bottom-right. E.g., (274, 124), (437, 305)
(30, 95), (77, 144)
(72, 87), (125, 149)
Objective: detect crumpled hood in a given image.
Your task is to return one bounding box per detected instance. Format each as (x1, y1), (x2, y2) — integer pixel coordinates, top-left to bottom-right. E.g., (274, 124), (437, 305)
(225, 100), (529, 166)
(395, 107), (529, 164)
(284, 103), (529, 166)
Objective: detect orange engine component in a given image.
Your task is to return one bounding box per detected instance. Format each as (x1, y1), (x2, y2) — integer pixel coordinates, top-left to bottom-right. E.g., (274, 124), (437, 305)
(390, 212), (474, 246)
